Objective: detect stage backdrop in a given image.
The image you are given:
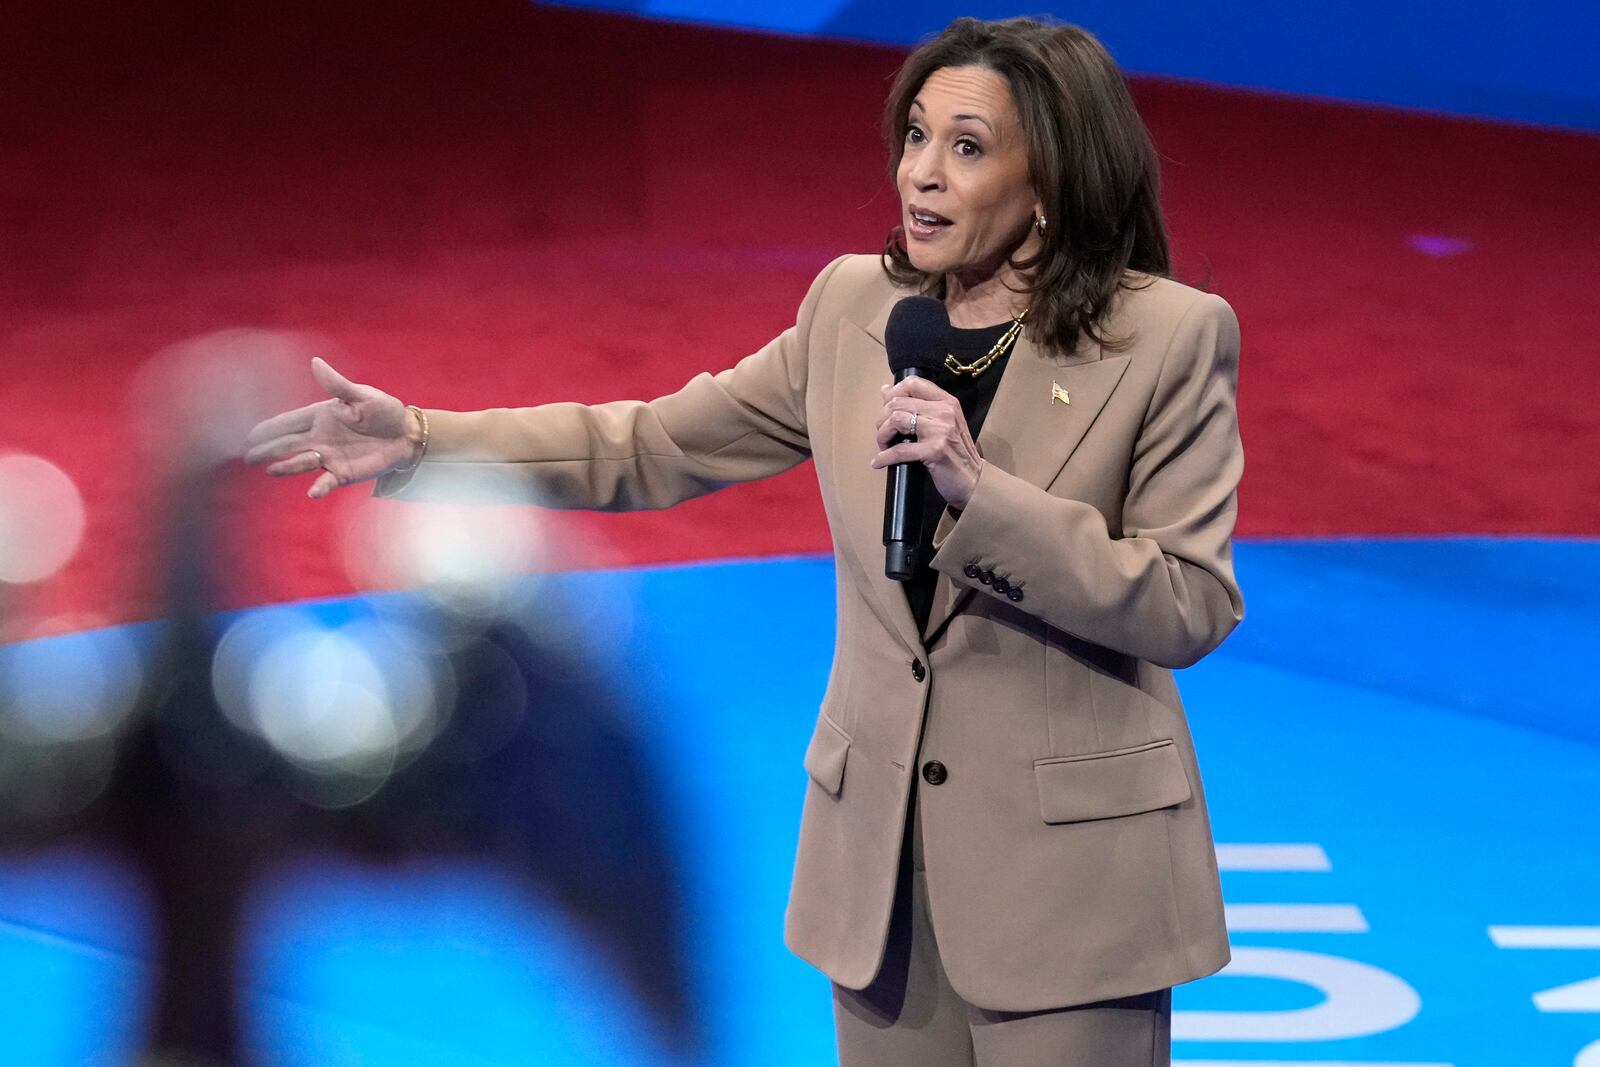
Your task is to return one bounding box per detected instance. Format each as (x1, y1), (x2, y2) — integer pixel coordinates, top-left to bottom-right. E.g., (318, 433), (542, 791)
(551, 0), (1600, 131)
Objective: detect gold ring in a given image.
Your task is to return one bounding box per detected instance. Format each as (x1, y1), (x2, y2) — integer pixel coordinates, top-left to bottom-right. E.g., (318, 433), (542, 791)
(310, 450), (325, 470)
(908, 411), (919, 436)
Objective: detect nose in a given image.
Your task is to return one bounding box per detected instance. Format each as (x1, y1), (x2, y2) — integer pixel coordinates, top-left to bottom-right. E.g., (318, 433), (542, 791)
(904, 148), (944, 193)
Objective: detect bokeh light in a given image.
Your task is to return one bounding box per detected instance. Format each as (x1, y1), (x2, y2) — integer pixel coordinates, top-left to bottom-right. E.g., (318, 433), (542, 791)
(129, 329), (311, 473)
(342, 483), (549, 618)
(0, 620), (147, 825)
(211, 606), (454, 806)
(0, 620), (146, 745)
(0, 454), (86, 585)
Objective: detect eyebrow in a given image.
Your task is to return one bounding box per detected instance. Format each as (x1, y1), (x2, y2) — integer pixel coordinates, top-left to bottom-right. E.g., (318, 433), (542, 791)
(908, 99), (995, 135)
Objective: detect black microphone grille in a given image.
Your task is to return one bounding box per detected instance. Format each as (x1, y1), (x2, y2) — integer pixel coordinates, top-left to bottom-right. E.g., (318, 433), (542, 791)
(885, 296), (949, 374)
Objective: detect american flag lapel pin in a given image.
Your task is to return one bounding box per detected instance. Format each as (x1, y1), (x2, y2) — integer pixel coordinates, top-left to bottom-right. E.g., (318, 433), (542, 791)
(1051, 381), (1071, 405)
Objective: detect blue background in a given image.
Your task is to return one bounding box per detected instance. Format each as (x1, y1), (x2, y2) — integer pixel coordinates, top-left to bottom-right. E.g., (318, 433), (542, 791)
(3, 538), (1598, 1064)
(553, 0), (1600, 131)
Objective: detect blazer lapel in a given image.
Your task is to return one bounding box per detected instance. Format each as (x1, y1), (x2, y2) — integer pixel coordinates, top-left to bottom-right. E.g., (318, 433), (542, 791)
(831, 303), (926, 657)
(921, 330), (1131, 643)
(830, 292), (1132, 651)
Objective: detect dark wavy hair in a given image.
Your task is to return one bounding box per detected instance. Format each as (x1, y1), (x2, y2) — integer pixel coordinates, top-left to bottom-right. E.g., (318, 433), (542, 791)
(881, 17), (1170, 354)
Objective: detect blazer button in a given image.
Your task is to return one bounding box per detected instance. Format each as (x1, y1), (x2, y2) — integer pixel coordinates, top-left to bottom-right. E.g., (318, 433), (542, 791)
(921, 760), (948, 786)
(911, 658), (926, 682)
(979, 569), (995, 585)
(963, 563), (981, 579)
(992, 576), (1011, 595)
(1007, 586), (1024, 602)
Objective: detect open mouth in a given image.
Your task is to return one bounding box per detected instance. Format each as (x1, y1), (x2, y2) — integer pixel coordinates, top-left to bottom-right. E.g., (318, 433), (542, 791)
(907, 207), (953, 239)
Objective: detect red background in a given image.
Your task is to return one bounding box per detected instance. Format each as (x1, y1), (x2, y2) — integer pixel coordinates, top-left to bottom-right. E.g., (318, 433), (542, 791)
(3, 0), (1597, 632)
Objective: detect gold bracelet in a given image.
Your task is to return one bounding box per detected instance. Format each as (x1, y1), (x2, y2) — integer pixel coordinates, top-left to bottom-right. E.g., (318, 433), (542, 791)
(392, 405), (430, 472)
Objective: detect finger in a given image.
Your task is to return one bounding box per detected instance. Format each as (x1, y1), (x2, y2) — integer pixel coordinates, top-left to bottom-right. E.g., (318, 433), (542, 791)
(875, 410), (944, 450)
(870, 442), (927, 469)
(244, 402), (320, 448)
(266, 450), (324, 477)
(310, 357), (365, 404)
(888, 376), (954, 402)
(244, 432), (311, 465)
(872, 396), (929, 432)
(308, 470), (342, 500)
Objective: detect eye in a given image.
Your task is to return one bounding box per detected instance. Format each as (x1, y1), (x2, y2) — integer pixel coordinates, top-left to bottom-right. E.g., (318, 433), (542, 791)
(905, 125), (927, 145)
(955, 138), (983, 158)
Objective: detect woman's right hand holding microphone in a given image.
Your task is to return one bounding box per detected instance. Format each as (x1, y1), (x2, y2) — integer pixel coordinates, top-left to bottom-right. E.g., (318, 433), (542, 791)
(244, 358), (423, 499)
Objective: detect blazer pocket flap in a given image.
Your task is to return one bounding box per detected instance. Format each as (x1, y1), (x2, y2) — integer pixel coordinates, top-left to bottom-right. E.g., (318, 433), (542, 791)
(1033, 739), (1191, 824)
(803, 714), (851, 798)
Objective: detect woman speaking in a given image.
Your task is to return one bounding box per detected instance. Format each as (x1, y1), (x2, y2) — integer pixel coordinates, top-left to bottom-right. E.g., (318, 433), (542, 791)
(247, 16), (1243, 1065)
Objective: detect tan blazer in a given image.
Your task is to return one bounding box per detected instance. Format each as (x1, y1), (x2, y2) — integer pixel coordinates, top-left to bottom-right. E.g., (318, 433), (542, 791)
(379, 253), (1244, 1012)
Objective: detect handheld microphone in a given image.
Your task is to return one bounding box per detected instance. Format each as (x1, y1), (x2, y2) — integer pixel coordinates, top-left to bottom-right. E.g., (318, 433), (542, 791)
(882, 296), (949, 582)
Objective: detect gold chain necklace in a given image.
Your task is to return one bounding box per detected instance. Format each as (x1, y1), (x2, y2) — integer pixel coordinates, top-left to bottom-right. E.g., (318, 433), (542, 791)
(944, 309), (1028, 378)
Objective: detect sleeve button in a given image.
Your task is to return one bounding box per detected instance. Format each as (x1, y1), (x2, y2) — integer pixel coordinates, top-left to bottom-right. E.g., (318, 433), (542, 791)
(1007, 586), (1024, 602)
(979, 569), (995, 585)
(963, 563), (981, 579)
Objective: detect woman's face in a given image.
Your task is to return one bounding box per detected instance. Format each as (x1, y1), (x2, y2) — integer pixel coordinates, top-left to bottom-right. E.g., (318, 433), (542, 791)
(896, 64), (1041, 281)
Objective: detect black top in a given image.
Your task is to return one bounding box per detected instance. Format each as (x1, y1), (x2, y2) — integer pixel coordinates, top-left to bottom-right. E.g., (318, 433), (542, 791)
(903, 318), (1016, 637)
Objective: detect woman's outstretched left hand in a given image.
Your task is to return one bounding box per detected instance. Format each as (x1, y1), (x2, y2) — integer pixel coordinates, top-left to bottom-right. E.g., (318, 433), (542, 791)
(871, 377), (983, 510)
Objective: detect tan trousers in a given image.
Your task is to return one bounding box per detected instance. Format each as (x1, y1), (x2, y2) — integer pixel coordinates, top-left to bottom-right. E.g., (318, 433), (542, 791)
(832, 790), (1172, 1067)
